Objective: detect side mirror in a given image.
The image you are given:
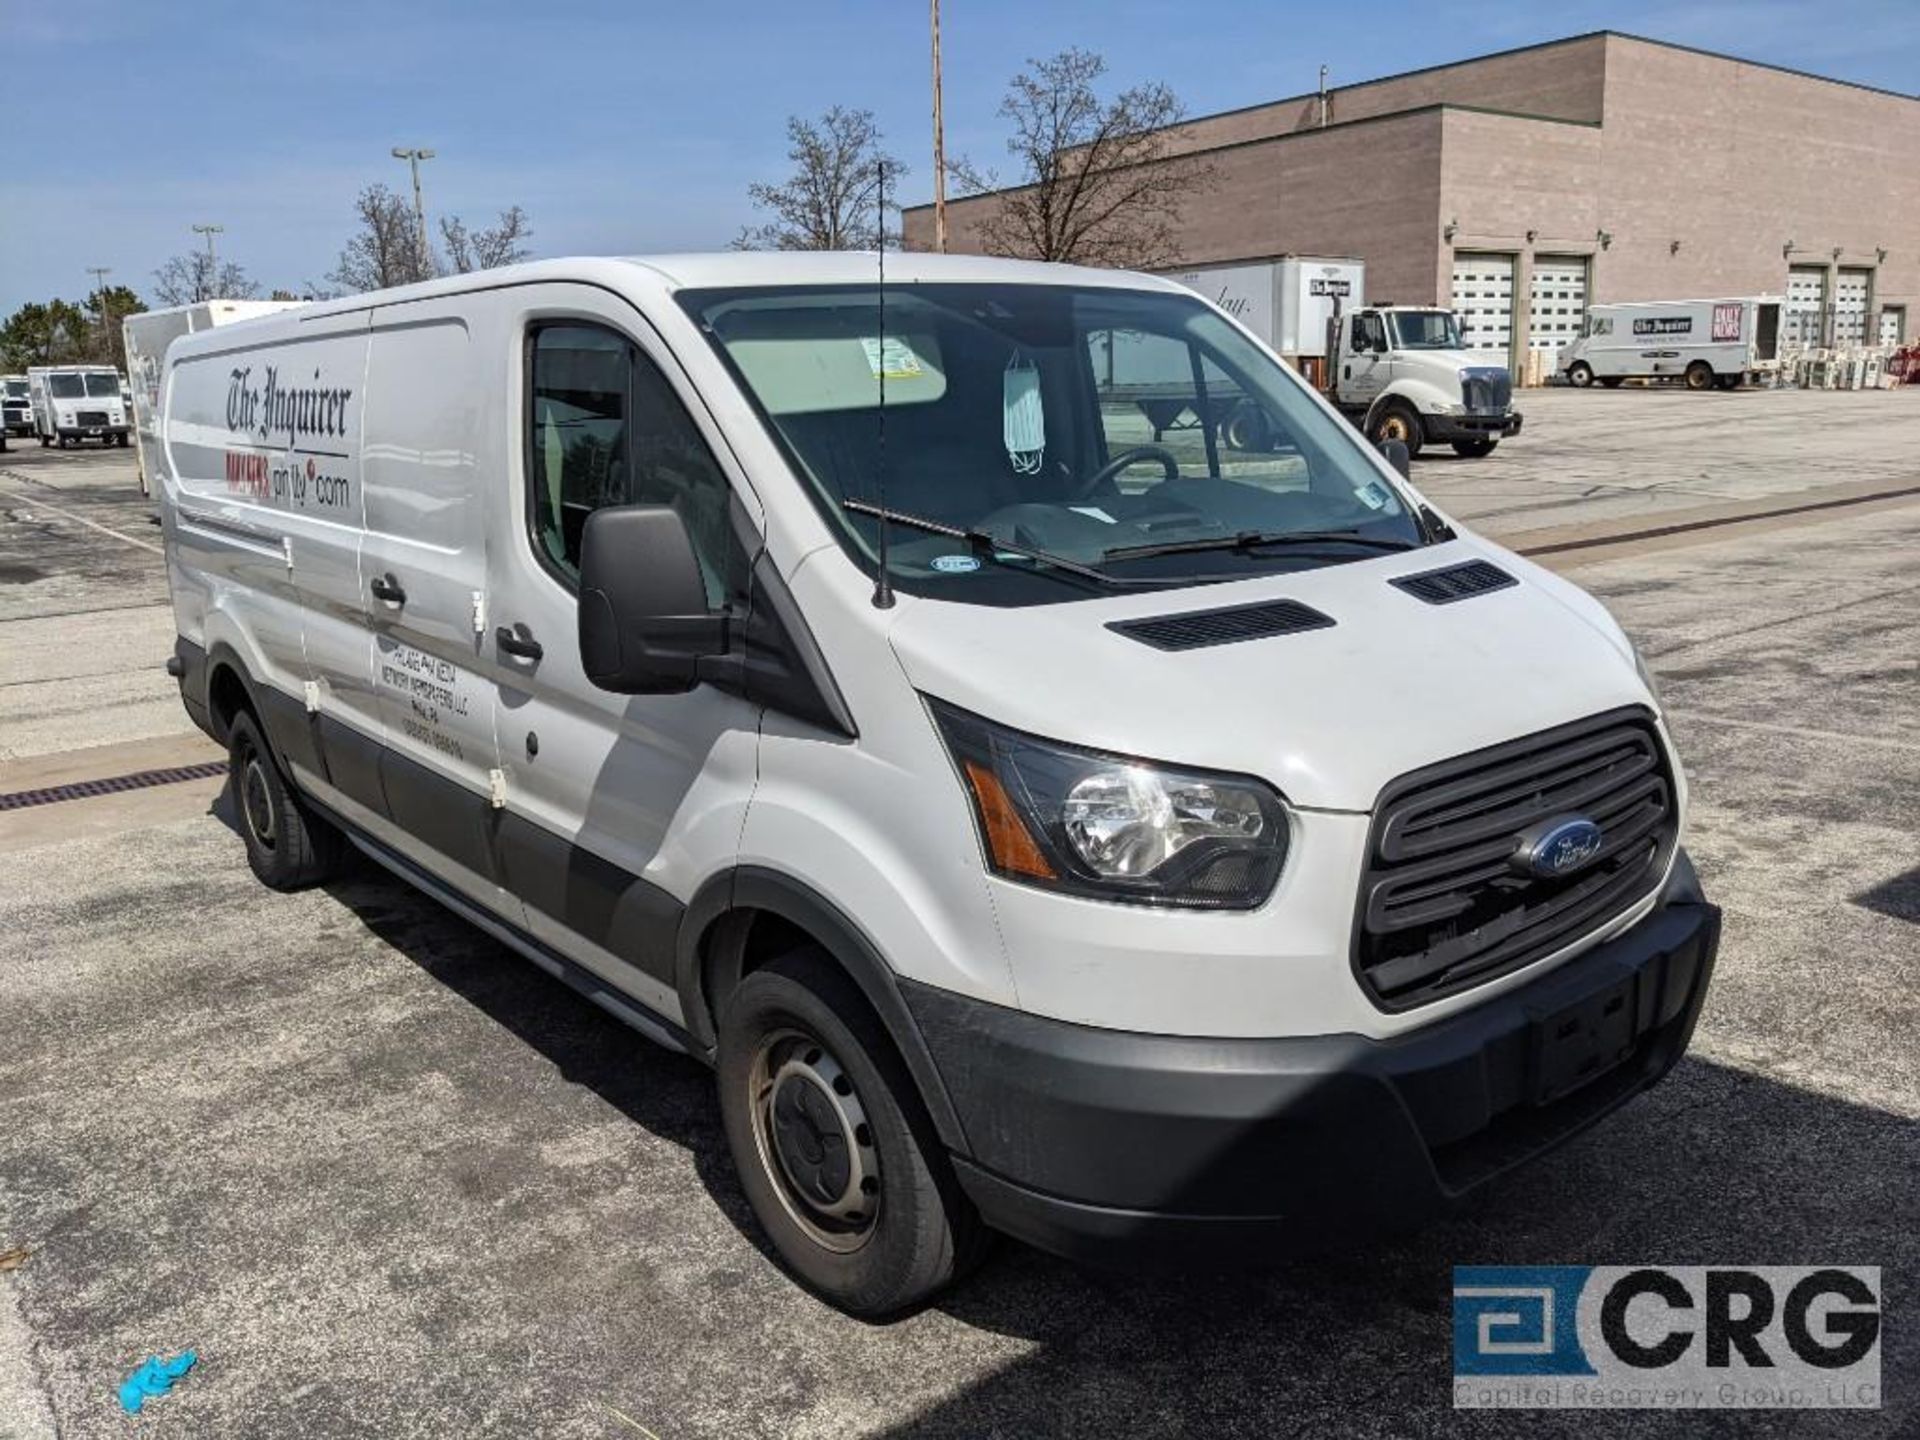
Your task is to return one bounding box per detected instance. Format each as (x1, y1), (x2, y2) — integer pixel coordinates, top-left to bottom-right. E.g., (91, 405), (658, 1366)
(577, 504), (726, 694)
(1378, 438), (1411, 479)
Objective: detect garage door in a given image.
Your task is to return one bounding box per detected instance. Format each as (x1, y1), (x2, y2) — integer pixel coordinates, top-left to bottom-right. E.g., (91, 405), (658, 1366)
(1527, 256), (1588, 355)
(1785, 266), (1827, 346)
(1834, 269), (1872, 346)
(1451, 254), (1514, 359)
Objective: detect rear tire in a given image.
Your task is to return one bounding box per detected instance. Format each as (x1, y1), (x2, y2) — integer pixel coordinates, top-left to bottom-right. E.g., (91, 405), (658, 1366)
(1567, 361), (1595, 388)
(1715, 374), (1741, 391)
(717, 947), (988, 1317)
(1367, 400), (1424, 459)
(1599, 376), (1625, 388)
(1450, 438), (1497, 458)
(1685, 361), (1714, 391)
(228, 710), (344, 891)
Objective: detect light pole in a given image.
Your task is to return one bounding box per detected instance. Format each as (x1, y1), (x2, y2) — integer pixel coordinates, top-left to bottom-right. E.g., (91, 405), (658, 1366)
(392, 147), (436, 272)
(930, 0), (947, 253)
(192, 223), (224, 299)
(85, 266), (112, 352)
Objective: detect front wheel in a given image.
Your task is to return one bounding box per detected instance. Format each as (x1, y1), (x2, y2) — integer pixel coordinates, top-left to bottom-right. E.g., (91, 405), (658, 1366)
(1367, 400), (1424, 458)
(1451, 438), (1497, 458)
(717, 948), (987, 1317)
(1567, 361), (1595, 388)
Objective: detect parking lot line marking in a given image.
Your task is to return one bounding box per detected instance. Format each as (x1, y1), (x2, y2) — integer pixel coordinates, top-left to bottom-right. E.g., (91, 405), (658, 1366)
(0, 474), (163, 556)
(602, 1403), (662, 1438)
(1673, 710), (1920, 755)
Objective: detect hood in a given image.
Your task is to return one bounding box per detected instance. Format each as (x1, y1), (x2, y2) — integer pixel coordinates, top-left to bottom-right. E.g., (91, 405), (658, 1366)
(886, 539), (1650, 813)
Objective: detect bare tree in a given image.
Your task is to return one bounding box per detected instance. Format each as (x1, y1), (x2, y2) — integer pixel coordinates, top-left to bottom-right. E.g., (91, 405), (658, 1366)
(151, 251), (262, 306)
(952, 48), (1213, 270)
(329, 183), (435, 292)
(736, 107), (902, 251)
(441, 206), (533, 274)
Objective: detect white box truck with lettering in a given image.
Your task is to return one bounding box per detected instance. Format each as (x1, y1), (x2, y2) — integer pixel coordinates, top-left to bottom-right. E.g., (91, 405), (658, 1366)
(1557, 297), (1783, 391)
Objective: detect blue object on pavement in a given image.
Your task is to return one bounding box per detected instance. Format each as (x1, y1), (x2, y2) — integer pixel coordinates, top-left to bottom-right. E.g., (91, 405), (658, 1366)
(117, 1350), (197, 1414)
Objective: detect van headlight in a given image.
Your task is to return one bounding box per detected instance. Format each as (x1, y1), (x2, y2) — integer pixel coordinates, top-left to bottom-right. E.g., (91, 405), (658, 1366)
(927, 698), (1289, 909)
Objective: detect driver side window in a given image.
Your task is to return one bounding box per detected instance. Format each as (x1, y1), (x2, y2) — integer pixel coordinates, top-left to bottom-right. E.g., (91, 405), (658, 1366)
(1353, 314), (1386, 352)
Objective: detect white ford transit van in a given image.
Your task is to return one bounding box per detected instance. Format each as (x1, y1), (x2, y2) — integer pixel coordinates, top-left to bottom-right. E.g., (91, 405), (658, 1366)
(156, 254), (1719, 1316)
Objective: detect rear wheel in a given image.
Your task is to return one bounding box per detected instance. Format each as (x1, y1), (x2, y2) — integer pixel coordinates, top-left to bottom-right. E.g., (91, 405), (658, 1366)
(228, 710), (345, 891)
(1685, 361), (1714, 391)
(1368, 400), (1424, 459)
(1567, 361), (1595, 388)
(1451, 438), (1497, 458)
(717, 947), (987, 1317)
(1599, 376), (1625, 389)
(1715, 374), (1741, 391)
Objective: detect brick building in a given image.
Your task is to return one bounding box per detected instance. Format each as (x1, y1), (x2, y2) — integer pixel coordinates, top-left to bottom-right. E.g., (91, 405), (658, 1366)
(904, 32), (1918, 368)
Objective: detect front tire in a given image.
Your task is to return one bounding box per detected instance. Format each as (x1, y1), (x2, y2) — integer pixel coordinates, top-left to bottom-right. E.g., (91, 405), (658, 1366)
(1567, 361), (1595, 388)
(717, 947), (986, 1317)
(1685, 361), (1714, 391)
(228, 710), (344, 891)
(1367, 400), (1424, 458)
(1451, 438), (1497, 458)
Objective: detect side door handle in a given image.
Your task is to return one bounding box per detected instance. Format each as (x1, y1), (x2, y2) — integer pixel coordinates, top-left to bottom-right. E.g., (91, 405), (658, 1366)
(370, 574), (406, 605)
(495, 624), (544, 662)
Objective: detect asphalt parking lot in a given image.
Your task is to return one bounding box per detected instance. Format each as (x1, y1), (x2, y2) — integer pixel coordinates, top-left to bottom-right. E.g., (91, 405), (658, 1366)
(2, 384), (1918, 1438)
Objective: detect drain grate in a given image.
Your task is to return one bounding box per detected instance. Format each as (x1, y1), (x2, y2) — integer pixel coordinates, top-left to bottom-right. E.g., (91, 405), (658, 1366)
(0, 761), (228, 812)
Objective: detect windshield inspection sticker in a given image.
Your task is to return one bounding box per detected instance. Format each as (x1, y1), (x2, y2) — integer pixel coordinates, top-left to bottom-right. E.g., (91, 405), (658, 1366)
(860, 336), (925, 380)
(1356, 481), (1391, 511)
(930, 554), (981, 574)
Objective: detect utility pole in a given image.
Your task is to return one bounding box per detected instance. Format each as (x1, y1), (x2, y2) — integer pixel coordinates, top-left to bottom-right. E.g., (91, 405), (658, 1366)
(86, 266), (112, 354)
(930, 0), (948, 252)
(392, 147), (436, 275)
(192, 224), (224, 300)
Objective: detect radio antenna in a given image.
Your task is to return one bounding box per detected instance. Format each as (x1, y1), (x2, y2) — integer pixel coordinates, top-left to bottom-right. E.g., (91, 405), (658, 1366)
(871, 158), (896, 610)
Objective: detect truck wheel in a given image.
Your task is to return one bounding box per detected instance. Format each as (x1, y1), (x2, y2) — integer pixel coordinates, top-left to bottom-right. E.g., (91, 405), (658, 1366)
(39, 434), (52, 447)
(1567, 362), (1595, 388)
(1685, 361), (1714, 391)
(717, 946), (987, 1317)
(1223, 400), (1273, 452)
(1451, 439), (1497, 458)
(1599, 376), (1625, 389)
(1369, 401), (1424, 458)
(228, 710), (345, 891)
(1715, 374), (1741, 391)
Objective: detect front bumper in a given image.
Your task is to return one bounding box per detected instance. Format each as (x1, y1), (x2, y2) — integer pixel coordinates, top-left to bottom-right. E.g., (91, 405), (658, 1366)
(904, 853), (1717, 1262)
(55, 425), (128, 441)
(1425, 409), (1522, 442)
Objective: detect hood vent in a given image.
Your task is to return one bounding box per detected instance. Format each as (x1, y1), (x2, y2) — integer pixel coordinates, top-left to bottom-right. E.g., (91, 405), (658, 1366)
(1389, 559), (1517, 605)
(1109, 597), (1335, 651)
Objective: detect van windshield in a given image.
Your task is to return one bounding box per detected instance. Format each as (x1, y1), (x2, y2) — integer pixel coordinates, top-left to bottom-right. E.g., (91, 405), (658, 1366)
(1386, 312), (1464, 350)
(680, 282), (1420, 605)
(85, 373), (121, 398)
(48, 374), (86, 399)
(3, 380), (26, 399)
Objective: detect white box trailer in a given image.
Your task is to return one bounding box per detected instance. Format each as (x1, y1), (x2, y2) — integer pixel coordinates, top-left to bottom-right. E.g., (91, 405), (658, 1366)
(1557, 296), (1783, 391)
(1165, 255), (1365, 358)
(124, 299), (306, 494)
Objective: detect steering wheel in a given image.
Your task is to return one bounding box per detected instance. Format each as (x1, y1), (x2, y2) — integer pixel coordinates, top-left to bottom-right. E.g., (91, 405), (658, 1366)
(1074, 444), (1179, 500)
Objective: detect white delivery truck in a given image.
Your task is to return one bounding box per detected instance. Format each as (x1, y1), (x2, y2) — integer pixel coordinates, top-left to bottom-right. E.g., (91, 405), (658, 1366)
(29, 364), (128, 447)
(156, 253), (1717, 1316)
(124, 300), (306, 495)
(1558, 297), (1784, 390)
(1166, 262), (1520, 459)
(2, 375), (34, 439)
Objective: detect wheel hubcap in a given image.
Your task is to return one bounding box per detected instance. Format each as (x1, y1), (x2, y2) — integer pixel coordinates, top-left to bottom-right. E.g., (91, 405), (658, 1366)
(241, 753), (276, 848)
(1380, 416), (1409, 441)
(749, 1030), (878, 1252)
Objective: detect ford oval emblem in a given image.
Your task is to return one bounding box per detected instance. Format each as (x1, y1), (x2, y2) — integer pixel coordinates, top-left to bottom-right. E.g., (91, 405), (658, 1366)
(1513, 815), (1605, 878)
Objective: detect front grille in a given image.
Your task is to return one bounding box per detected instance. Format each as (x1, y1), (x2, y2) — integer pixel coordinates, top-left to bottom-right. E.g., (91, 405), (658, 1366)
(1354, 709), (1676, 1011)
(1109, 597), (1334, 651)
(1462, 371), (1512, 415)
(77, 410), (109, 426)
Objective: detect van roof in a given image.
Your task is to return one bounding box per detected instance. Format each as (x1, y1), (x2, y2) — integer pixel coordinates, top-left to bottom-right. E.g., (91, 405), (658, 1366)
(274, 251), (1190, 323)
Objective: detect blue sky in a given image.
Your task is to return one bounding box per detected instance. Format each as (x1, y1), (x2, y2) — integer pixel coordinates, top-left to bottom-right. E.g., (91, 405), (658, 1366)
(3, 0), (1915, 314)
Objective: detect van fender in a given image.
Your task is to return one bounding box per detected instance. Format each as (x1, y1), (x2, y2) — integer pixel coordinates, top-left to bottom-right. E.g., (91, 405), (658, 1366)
(675, 865), (971, 1155)
(200, 632), (323, 781)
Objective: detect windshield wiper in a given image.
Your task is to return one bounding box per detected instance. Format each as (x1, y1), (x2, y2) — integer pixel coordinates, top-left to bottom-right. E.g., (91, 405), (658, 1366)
(1103, 529), (1420, 563)
(843, 498), (1139, 588)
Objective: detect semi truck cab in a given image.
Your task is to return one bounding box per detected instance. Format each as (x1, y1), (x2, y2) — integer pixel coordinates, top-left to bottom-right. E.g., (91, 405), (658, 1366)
(1329, 306), (1522, 459)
